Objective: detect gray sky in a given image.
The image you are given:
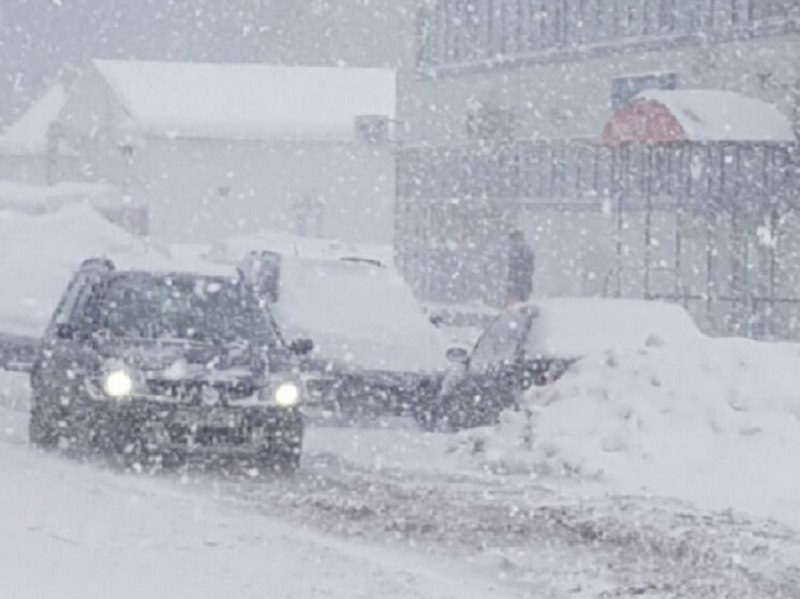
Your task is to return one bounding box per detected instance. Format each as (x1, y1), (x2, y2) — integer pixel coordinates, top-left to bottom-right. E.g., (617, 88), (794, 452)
(0, 0), (311, 127)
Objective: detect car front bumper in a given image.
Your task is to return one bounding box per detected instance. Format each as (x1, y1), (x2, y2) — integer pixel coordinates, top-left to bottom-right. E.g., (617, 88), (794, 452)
(70, 395), (303, 459)
(304, 369), (442, 410)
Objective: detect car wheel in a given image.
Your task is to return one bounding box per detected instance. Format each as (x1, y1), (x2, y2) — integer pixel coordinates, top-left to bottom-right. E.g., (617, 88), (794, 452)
(118, 439), (165, 474)
(412, 402), (442, 431)
(438, 393), (503, 432)
(256, 444), (301, 476)
(28, 401), (59, 449)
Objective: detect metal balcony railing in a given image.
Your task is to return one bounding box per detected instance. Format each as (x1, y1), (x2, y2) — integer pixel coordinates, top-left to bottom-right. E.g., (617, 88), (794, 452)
(416, 0), (800, 71)
(397, 140), (800, 211)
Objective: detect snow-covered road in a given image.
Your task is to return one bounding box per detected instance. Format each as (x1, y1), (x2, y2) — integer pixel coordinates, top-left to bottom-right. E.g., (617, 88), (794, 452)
(1, 371), (799, 598)
(0, 394), (521, 598)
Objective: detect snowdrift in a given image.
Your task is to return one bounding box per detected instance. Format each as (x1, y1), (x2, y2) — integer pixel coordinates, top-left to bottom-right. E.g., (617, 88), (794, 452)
(457, 336), (800, 525)
(0, 205), (162, 336)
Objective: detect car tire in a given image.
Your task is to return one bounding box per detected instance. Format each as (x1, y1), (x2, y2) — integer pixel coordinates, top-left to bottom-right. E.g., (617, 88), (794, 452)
(412, 403), (441, 431)
(28, 403), (59, 449)
(257, 444), (301, 476)
(435, 393), (503, 432)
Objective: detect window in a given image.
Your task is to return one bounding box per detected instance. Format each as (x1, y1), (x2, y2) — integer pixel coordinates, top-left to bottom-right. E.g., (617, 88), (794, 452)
(611, 72), (678, 109)
(83, 274), (278, 346)
(292, 193), (324, 237)
(465, 100), (516, 140)
(469, 308), (531, 372)
(755, 0), (799, 21)
(415, 3), (437, 67)
(50, 273), (90, 330)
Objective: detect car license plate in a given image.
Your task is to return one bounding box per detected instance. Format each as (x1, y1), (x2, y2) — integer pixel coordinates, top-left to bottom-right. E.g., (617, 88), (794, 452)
(204, 409), (242, 428)
(174, 408), (242, 429)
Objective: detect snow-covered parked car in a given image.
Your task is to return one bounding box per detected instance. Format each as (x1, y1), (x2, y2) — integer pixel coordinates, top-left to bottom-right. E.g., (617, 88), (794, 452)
(231, 246), (451, 417)
(29, 257), (310, 473)
(417, 298), (703, 431)
(206, 231), (394, 268)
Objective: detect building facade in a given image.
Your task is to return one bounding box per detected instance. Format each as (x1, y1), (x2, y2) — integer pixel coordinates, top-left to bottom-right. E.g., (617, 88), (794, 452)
(396, 1), (800, 338)
(52, 60), (397, 244)
(404, 0), (800, 143)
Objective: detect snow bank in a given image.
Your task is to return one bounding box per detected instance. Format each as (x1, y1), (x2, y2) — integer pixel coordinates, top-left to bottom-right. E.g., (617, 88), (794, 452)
(458, 336), (800, 526)
(0, 205), (163, 336)
(276, 256), (449, 373)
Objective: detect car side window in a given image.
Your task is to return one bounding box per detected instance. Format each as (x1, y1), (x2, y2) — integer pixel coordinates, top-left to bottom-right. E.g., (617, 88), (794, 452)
(470, 309), (530, 372)
(47, 273), (89, 333)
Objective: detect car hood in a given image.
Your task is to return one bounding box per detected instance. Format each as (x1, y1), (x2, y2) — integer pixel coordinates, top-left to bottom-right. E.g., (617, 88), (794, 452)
(95, 338), (261, 381)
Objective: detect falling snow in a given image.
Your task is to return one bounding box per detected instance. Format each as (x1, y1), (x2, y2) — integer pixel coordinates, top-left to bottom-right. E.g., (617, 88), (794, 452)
(0, 1), (799, 598)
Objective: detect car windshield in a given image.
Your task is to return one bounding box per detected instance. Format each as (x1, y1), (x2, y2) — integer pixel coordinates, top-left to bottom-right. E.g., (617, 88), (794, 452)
(83, 273), (278, 347)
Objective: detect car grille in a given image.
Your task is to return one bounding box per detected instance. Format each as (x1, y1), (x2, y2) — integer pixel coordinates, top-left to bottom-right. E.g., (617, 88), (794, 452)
(145, 379), (255, 404)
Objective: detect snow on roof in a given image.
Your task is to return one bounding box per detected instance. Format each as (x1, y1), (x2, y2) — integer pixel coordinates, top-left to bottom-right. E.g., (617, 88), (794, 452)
(635, 89), (795, 142)
(0, 84), (67, 155)
(92, 59), (396, 141)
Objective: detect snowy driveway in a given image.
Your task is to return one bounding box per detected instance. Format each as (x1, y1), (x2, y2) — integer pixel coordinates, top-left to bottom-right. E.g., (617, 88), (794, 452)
(1, 372), (799, 598)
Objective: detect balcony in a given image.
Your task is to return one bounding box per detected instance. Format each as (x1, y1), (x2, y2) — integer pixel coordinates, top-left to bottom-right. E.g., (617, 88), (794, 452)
(416, 0), (800, 74)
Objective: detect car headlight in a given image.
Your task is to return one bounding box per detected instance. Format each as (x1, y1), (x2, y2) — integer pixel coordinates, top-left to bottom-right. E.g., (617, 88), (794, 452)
(273, 382), (301, 408)
(102, 369), (134, 398)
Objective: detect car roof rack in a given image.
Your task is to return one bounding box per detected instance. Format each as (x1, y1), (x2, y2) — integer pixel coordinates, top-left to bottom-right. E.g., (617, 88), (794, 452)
(79, 257), (115, 272)
(339, 256), (383, 268)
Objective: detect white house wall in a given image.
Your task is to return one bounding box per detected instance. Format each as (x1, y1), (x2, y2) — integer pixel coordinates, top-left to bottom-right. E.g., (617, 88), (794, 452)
(56, 68), (132, 184)
(131, 138), (394, 244)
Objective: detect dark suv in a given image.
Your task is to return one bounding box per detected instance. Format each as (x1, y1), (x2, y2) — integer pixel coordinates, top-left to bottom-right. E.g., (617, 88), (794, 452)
(29, 258), (309, 473)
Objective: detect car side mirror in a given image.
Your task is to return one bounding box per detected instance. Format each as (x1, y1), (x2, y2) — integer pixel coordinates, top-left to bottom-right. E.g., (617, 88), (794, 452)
(289, 338), (314, 356)
(445, 347), (469, 364)
(55, 323), (75, 340)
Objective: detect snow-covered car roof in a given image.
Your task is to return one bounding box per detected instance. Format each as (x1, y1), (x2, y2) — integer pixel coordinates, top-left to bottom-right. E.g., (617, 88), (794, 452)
(521, 298), (703, 357)
(274, 255), (450, 374)
(207, 231), (393, 266)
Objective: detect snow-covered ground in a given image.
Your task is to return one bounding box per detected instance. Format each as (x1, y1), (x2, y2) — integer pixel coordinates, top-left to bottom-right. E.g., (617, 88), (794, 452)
(454, 335), (800, 529)
(3, 370), (799, 597)
(0, 207), (799, 596)
(0, 373), (519, 599)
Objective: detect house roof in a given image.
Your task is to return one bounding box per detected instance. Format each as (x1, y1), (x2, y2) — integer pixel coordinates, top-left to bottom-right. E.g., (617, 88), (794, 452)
(92, 59), (396, 142)
(0, 84), (67, 155)
(634, 89), (795, 142)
